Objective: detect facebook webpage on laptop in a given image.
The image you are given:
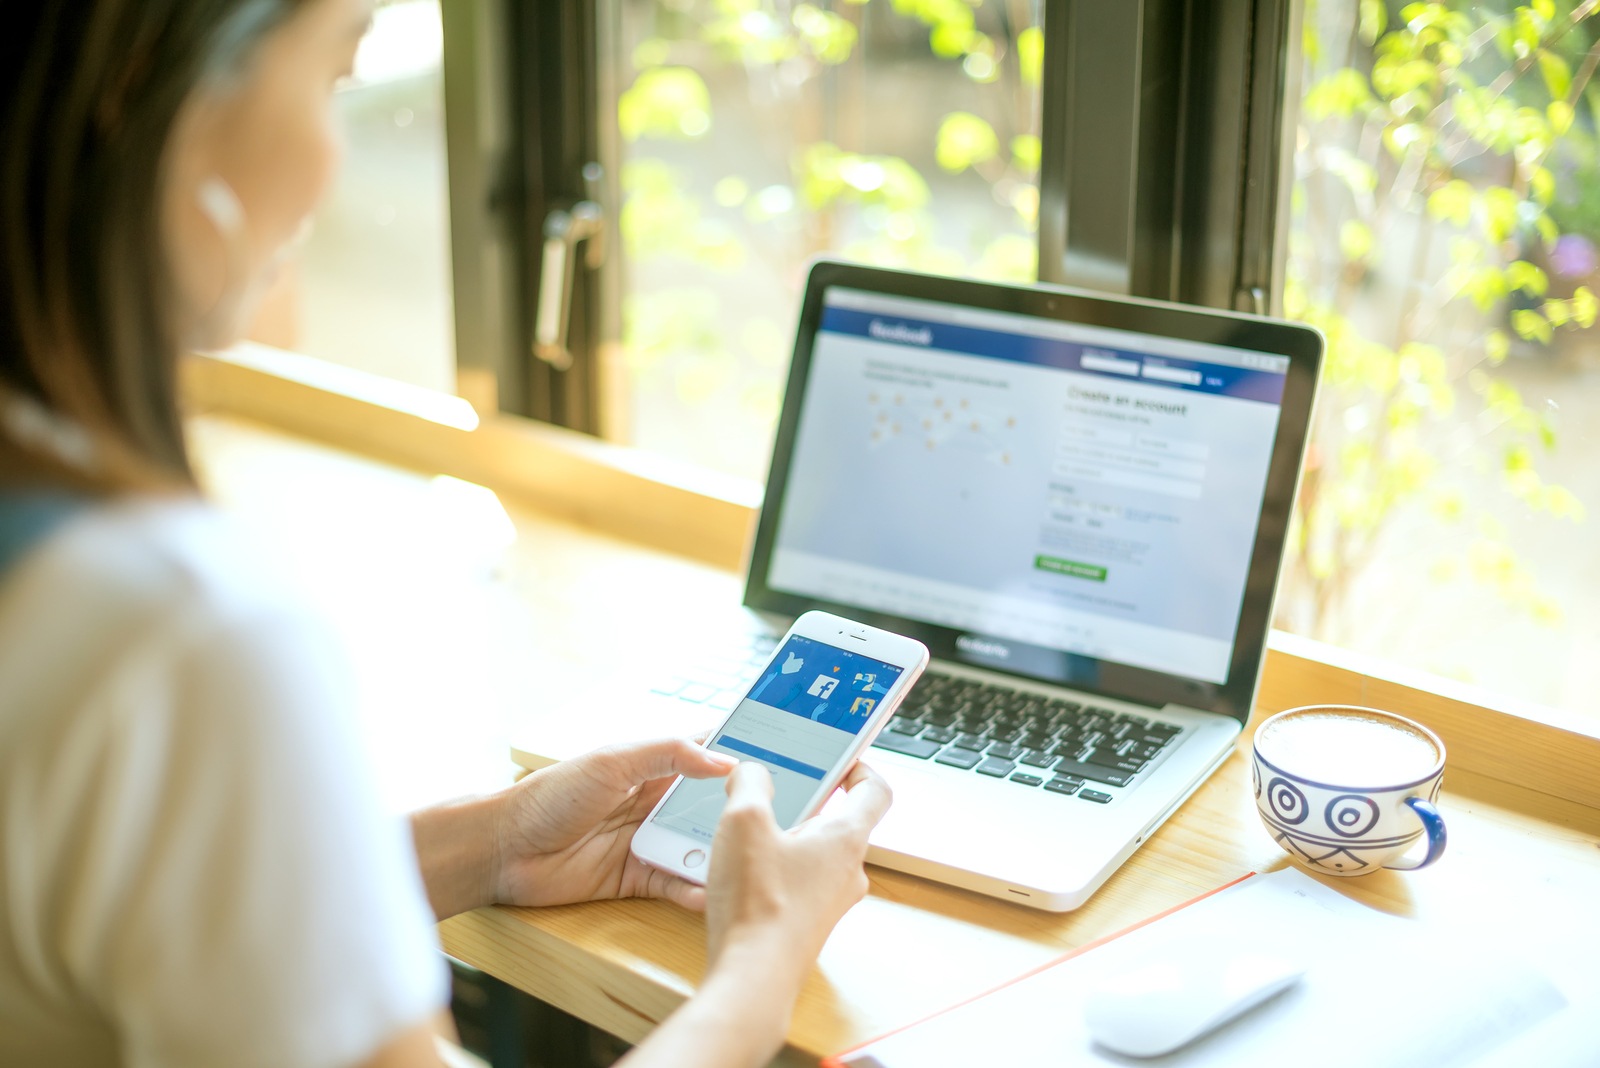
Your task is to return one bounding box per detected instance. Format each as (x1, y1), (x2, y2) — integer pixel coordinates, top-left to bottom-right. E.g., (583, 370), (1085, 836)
(514, 262), (1322, 910)
(765, 285), (1291, 689)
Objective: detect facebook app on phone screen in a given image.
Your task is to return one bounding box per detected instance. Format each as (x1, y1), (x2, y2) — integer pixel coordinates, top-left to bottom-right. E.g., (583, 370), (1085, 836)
(652, 635), (903, 841)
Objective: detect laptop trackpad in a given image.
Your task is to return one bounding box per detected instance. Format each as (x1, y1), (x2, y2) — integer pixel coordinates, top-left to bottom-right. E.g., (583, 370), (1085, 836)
(846, 758), (1117, 890)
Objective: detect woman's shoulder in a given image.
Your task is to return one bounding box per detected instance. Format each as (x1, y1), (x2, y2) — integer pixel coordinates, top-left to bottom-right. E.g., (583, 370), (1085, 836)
(0, 497), (447, 1066)
(7, 495), (308, 632)
(0, 496), (333, 748)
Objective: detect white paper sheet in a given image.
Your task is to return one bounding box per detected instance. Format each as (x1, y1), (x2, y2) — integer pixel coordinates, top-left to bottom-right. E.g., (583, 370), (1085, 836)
(836, 868), (1589, 1068)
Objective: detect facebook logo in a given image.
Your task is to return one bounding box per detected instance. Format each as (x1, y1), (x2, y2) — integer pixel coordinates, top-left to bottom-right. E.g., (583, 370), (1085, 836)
(807, 675), (839, 698)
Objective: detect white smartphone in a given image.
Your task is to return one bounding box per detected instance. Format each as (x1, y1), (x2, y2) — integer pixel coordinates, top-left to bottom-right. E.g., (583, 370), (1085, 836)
(630, 610), (929, 884)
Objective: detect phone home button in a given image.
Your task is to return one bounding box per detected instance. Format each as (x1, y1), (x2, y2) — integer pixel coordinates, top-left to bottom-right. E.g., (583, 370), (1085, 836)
(683, 849), (706, 869)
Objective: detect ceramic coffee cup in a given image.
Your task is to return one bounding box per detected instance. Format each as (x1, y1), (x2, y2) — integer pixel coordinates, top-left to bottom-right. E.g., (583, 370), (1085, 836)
(1251, 704), (1447, 876)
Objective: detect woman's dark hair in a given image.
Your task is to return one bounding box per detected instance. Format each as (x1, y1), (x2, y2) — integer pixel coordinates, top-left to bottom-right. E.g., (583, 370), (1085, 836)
(0, 0), (302, 490)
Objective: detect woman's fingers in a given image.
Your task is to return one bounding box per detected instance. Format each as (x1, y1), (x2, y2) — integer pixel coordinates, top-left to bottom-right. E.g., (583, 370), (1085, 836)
(677, 741), (739, 778)
(819, 761), (893, 840)
(724, 760), (775, 802)
(637, 864), (709, 912)
(721, 761), (777, 826)
(627, 772), (678, 814)
(838, 759), (876, 793)
(591, 736), (738, 788)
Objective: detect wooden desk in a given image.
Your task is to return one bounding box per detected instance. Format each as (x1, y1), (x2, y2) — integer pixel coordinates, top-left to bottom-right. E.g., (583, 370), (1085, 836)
(190, 414), (1600, 1065)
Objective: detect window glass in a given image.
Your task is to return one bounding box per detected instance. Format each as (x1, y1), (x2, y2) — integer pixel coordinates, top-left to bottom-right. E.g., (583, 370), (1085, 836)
(1283, 0), (1600, 712)
(609, 0), (1044, 479)
(251, 0), (456, 394)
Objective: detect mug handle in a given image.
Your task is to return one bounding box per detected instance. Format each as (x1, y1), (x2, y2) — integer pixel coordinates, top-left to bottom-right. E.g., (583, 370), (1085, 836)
(1384, 797), (1448, 871)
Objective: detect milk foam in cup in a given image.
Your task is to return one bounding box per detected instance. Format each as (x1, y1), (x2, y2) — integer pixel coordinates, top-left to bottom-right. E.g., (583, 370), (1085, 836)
(1251, 705), (1447, 876)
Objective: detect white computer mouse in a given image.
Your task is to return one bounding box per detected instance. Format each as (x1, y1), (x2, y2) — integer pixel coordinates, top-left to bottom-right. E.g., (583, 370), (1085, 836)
(1082, 942), (1306, 1058)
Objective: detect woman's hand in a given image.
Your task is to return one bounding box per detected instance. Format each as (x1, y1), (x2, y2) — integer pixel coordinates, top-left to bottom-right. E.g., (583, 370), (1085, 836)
(703, 760), (893, 993)
(614, 761), (893, 1068)
(490, 737), (738, 911)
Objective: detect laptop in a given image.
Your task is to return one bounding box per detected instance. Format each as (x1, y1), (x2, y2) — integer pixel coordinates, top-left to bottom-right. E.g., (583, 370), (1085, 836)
(510, 260), (1322, 911)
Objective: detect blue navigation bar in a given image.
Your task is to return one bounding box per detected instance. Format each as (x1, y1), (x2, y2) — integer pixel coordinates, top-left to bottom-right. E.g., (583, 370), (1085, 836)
(719, 736), (828, 779)
(819, 306), (1287, 405)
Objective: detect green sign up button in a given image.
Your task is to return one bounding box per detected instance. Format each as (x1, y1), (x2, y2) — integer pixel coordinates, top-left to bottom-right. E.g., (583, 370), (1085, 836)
(1034, 554), (1107, 582)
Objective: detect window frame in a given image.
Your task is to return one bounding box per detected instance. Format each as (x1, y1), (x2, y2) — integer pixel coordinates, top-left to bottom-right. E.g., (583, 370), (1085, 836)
(455, 0), (1303, 425)
(1037, 0), (1296, 313)
(441, 0), (608, 431)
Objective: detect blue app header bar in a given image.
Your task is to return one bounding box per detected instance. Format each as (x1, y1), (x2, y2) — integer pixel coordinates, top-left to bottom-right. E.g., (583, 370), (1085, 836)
(742, 634), (902, 737)
(819, 306), (1288, 405)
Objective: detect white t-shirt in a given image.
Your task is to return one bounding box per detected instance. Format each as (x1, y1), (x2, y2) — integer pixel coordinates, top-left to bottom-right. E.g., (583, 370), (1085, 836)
(0, 500), (448, 1067)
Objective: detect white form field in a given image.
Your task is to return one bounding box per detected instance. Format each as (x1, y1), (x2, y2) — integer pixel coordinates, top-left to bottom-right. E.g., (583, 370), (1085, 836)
(1140, 363), (1203, 385)
(719, 701), (854, 769)
(1079, 351), (1142, 376)
(1053, 421), (1210, 500)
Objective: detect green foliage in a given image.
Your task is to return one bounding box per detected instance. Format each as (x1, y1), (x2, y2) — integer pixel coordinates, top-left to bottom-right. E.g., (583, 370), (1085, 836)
(703, 0), (861, 65)
(791, 4), (858, 64)
(891, 0), (987, 59)
(618, 67), (712, 141)
(935, 112), (1000, 173)
(1283, 0), (1595, 647)
(616, 0), (1042, 416)
(797, 143), (931, 211)
(1017, 26), (1044, 87)
(625, 287), (726, 373)
(974, 233), (1038, 282)
(1011, 133), (1042, 174)
(620, 160), (746, 269)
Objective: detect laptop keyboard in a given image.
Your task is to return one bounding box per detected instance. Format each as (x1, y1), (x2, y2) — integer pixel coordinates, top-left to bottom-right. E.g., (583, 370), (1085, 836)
(656, 638), (1182, 804)
(869, 673), (1182, 802)
(649, 631), (778, 711)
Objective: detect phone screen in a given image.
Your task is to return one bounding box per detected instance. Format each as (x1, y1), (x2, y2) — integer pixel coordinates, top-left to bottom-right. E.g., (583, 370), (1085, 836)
(651, 634), (905, 842)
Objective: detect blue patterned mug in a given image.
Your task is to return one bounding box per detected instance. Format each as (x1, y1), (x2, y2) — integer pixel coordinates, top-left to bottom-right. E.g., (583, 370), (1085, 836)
(1251, 705), (1447, 876)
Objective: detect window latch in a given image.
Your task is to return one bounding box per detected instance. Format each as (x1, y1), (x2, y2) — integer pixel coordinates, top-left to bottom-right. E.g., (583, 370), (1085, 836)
(533, 163), (605, 372)
(1237, 285), (1269, 317)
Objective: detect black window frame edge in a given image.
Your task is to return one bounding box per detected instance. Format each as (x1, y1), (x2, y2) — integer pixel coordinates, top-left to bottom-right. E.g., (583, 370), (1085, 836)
(440, 0), (518, 414)
(1038, 0), (1298, 313)
(442, 0), (606, 431)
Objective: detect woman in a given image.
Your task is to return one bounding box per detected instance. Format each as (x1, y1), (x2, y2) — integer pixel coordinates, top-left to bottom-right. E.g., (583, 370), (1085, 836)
(0, 2), (892, 1066)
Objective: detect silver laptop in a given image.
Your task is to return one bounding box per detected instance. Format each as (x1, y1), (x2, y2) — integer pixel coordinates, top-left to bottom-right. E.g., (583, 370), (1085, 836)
(511, 260), (1321, 911)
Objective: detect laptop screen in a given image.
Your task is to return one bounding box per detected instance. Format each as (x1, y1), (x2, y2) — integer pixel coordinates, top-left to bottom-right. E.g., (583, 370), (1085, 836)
(763, 285), (1292, 691)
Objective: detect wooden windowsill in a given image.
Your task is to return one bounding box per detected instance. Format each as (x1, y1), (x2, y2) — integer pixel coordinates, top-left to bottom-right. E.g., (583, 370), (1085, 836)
(181, 344), (1600, 830)
(183, 344), (761, 569)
